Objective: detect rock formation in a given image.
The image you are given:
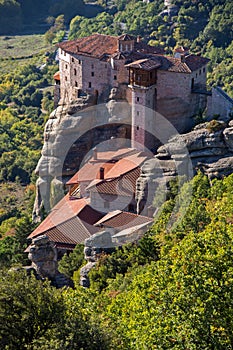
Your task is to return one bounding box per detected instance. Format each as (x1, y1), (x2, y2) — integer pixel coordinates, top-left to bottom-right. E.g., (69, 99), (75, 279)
(26, 235), (73, 288)
(33, 88), (131, 222)
(136, 119), (233, 213)
(80, 230), (116, 287)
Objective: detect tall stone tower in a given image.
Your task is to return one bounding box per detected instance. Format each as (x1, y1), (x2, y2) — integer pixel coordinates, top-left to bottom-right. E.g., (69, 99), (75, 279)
(126, 58), (160, 151)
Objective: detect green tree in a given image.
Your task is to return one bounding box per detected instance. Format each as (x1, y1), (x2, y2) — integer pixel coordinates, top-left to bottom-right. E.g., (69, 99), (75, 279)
(0, 270), (64, 349)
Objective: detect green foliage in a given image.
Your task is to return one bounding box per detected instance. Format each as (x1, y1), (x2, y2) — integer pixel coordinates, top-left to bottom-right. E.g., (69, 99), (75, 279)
(0, 63), (55, 183)
(97, 174), (233, 349)
(44, 14), (66, 45)
(103, 223), (233, 349)
(89, 234), (159, 292)
(59, 244), (85, 278)
(206, 119), (226, 132)
(0, 270), (64, 349)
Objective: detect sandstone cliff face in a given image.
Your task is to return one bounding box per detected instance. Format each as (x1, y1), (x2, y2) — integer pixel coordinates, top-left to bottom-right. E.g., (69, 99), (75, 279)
(33, 89), (131, 222)
(136, 119), (233, 213)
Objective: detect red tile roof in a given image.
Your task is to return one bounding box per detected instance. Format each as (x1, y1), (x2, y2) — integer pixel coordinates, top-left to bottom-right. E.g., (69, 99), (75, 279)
(67, 161), (115, 184)
(125, 52), (209, 74)
(156, 54), (210, 73)
(184, 54), (210, 72)
(53, 71), (60, 80)
(94, 210), (153, 231)
(125, 58), (161, 71)
(58, 34), (118, 58)
(67, 149), (147, 185)
(104, 152), (147, 178)
(28, 195), (103, 240)
(41, 216), (99, 246)
(58, 33), (163, 58)
(89, 167), (141, 196)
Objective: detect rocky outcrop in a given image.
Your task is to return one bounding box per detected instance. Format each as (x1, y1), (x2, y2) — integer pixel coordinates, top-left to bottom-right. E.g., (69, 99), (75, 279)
(80, 230), (116, 287)
(26, 235), (73, 288)
(136, 119), (233, 212)
(33, 89), (131, 222)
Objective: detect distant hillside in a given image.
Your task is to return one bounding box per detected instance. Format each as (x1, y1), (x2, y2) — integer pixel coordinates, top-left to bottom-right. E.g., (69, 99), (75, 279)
(0, 0), (101, 34)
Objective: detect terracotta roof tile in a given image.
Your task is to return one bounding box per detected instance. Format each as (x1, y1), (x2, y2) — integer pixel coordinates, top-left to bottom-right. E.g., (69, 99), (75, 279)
(58, 34), (118, 58)
(184, 54), (210, 72)
(89, 167), (141, 196)
(58, 33), (163, 58)
(43, 216), (99, 245)
(67, 161), (115, 184)
(125, 58), (161, 71)
(104, 153), (147, 178)
(156, 54), (209, 73)
(28, 196), (103, 239)
(53, 71), (60, 80)
(95, 210), (153, 231)
(66, 149), (147, 185)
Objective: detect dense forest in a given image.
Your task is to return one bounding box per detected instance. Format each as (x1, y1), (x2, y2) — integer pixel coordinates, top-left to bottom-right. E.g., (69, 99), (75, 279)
(0, 0), (233, 348)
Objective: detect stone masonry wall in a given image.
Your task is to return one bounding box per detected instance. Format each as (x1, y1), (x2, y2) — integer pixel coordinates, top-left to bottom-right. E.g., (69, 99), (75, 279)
(207, 87), (233, 121)
(156, 68), (207, 133)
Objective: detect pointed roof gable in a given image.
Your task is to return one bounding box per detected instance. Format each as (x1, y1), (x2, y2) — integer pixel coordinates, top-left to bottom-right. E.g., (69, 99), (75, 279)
(28, 195), (103, 240)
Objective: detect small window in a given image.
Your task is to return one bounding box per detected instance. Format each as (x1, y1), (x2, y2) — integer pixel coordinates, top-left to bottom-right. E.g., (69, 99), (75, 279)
(72, 57), (74, 62)
(203, 67), (206, 73)
(137, 111), (140, 116)
(74, 68), (77, 75)
(65, 76), (67, 81)
(64, 52), (66, 56)
(65, 64), (68, 69)
(136, 126), (139, 130)
(91, 64), (94, 69)
(137, 97), (140, 102)
(91, 72), (94, 77)
(104, 201), (109, 209)
(89, 82), (92, 88)
(196, 73), (198, 78)
(199, 69), (201, 75)
(114, 75), (117, 80)
(75, 81), (78, 87)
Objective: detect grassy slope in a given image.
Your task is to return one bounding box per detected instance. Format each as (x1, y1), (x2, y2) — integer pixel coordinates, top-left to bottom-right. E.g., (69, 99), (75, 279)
(0, 34), (52, 74)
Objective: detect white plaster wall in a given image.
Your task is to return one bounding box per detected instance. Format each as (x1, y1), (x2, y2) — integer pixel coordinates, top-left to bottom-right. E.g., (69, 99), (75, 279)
(90, 192), (133, 212)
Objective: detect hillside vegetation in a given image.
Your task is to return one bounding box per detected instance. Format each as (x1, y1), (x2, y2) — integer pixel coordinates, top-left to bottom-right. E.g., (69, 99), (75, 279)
(1, 173), (233, 349)
(0, 1), (233, 348)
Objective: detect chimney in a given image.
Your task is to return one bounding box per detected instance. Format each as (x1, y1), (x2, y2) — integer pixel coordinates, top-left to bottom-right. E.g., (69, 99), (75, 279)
(93, 147), (97, 160)
(99, 167), (104, 180)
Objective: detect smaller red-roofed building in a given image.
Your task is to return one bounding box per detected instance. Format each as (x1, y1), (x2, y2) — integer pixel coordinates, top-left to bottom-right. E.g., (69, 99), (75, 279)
(94, 209), (153, 243)
(28, 148), (151, 253)
(28, 195), (104, 254)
